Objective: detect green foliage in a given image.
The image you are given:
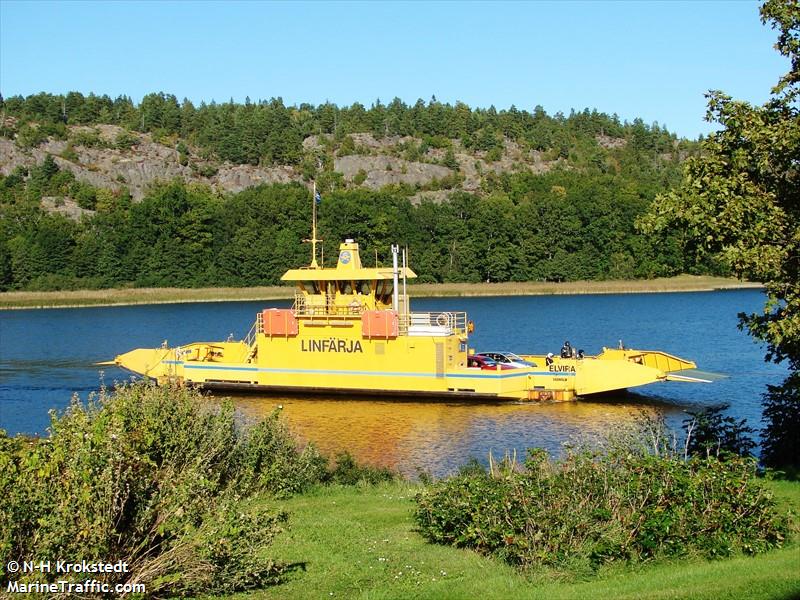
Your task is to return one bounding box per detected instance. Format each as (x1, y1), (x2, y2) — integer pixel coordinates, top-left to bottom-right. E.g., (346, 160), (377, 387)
(114, 129), (139, 150)
(323, 452), (396, 486)
(70, 127), (112, 148)
(72, 180), (98, 209)
(442, 147), (459, 169)
(232, 411), (327, 498)
(0, 165), (699, 291)
(190, 161), (219, 178)
(486, 146), (503, 162)
(60, 142), (79, 162)
(14, 121), (67, 148)
(682, 404), (757, 459)
(0, 84), (702, 292)
(639, 0), (800, 469)
(0, 382), (341, 595)
(338, 134), (356, 156)
(415, 437), (788, 571)
(3, 90), (686, 172)
(761, 372), (800, 470)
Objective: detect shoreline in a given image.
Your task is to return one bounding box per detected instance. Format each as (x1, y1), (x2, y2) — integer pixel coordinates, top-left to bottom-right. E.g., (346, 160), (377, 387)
(0, 275), (763, 310)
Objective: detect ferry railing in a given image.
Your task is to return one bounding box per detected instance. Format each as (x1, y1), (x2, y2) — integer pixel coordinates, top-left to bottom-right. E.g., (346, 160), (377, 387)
(291, 292), (365, 318)
(399, 311), (467, 336)
(244, 312), (262, 348)
(289, 293), (467, 336)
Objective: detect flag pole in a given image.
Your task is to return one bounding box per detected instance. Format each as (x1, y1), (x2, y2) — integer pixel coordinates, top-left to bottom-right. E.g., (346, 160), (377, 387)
(304, 182), (322, 267)
(311, 181), (318, 267)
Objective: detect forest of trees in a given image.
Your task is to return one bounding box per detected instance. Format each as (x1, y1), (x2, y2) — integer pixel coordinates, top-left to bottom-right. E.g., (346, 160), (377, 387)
(0, 158), (713, 291)
(0, 92), (713, 291)
(0, 91), (692, 168)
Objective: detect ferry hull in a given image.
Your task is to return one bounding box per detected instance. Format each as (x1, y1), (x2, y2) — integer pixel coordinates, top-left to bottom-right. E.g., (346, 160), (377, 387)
(113, 344), (701, 402)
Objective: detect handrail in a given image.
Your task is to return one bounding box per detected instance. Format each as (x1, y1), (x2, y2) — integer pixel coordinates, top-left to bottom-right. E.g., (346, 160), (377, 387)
(400, 311), (467, 336)
(292, 292), (365, 317)
(288, 294), (468, 336)
(244, 312), (262, 348)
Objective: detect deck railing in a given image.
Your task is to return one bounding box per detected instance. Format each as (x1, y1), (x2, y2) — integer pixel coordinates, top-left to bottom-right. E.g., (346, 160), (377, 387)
(292, 292), (365, 317)
(284, 293), (467, 336)
(244, 312), (262, 347)
(399, 311), (468, 336)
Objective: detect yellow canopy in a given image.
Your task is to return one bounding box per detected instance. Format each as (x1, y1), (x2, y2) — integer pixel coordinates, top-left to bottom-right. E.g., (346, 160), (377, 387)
(281, 267), (417, 282)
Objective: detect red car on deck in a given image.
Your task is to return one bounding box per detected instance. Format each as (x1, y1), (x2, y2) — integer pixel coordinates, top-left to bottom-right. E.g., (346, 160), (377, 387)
(467, 354), (516, 370)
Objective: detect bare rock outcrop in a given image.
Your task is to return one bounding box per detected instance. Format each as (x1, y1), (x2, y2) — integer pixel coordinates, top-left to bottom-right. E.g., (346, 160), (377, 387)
(0, 124), (562, 213)
(40, 196), (96, 220)
(0, 127), (298, 201)
(334, 155), (453, 189)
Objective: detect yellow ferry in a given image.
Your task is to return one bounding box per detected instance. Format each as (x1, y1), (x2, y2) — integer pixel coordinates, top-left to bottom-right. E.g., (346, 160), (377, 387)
(111, 199), (708, 401)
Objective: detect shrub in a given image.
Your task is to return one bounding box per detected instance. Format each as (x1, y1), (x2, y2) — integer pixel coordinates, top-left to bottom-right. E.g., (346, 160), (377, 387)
(0, 383), (327, 596)
(232, 411), (327, 498)
(114, 130), (139, 150)
(324, 452), (396, 486)
(70, 128), (110, 149)
(761, 372), (800, 472)
(415, 431), (788, 572)
(338, 135), (356, 156)
(15, 123), (48, 148)
(190, 162), (219, 178)
(60, 143), (79, 162)
(682, 403), (756, 459)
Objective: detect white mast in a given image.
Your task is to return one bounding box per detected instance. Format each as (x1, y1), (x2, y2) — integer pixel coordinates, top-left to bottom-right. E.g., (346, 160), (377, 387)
(305, 181), (322, 268)
(391, 244), (400, 312)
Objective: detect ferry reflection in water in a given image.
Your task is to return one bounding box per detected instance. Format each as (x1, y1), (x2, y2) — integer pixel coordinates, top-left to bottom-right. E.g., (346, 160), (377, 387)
(225, 394), (671, 478)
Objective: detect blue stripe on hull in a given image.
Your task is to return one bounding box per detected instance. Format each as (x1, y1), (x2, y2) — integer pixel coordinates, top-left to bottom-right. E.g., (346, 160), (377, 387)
(163, 361), (574, 379)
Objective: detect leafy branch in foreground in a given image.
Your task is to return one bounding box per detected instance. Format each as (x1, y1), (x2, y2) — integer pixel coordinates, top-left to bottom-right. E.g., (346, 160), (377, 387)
(638, 0), (800, 469)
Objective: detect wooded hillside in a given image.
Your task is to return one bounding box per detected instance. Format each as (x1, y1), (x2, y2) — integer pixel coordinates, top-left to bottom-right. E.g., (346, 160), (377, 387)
(0, 93), (716, 291)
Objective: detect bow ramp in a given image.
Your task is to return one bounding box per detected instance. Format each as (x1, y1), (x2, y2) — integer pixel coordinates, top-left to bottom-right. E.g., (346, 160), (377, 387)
(573, 348), (702, 396)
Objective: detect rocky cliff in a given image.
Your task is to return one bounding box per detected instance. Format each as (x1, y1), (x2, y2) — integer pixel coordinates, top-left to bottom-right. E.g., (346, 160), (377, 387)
(0, 123), (588, 215)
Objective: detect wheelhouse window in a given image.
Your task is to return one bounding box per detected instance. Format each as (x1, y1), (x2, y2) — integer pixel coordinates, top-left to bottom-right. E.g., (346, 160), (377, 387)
(358, 280), (373, 295)
(336, 280), (354, 295)
(300, 281), (322, 294)
(376, 280), (394, 304)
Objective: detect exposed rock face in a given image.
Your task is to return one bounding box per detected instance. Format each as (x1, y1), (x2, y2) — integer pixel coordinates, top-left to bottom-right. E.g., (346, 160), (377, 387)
(0, 125), (298, 201)
(215, 164), (295, 193)
(1, 124), (601, 212)
(596, 134), (627, 150)
(334, 155), (453, 188)
(40, 196), (95, 220)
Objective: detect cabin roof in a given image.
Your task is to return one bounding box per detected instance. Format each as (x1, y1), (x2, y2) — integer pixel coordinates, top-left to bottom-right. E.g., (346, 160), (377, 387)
(281, 267), (417, 282)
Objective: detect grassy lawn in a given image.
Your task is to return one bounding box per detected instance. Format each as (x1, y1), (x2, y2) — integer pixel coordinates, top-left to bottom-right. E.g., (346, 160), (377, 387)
(240, 479), (800, 600)
(0, 275), (761, 309)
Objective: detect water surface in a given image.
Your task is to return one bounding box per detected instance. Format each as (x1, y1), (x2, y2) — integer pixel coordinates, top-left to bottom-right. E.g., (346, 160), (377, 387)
(0, 289), (787, 476)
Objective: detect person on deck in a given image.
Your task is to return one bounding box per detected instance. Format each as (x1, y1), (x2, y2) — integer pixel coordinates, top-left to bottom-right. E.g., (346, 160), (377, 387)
(560, 341), (572, 358)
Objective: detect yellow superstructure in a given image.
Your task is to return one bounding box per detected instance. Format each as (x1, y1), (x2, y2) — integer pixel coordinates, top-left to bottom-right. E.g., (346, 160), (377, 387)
(112, 238), (707, 401)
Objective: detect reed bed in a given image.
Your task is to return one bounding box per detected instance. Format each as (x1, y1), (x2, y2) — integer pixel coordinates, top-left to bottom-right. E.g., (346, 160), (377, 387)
(0, 276), (761, 310)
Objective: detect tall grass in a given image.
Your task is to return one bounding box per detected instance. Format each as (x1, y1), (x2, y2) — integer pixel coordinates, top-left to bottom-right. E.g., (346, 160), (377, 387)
(0, 276), (760, 309)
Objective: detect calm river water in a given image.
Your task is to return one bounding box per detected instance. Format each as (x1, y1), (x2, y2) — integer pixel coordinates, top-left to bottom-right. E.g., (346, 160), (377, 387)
(0, 290), (788, 476)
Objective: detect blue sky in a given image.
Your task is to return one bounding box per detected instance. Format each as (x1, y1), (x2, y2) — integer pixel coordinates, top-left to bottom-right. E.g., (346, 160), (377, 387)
(0, 0), (787, 139)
